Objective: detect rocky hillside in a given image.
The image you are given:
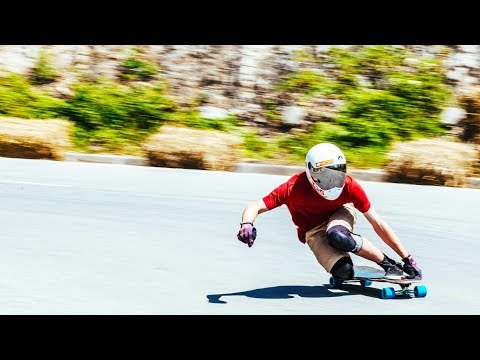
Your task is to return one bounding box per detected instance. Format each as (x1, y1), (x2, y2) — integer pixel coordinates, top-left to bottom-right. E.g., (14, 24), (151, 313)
(1, 45), (478, 129)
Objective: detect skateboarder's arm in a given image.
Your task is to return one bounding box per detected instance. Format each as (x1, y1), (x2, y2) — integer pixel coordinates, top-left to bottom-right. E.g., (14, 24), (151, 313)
(241, 199), (269, 224)
(363, 206), (409, 259)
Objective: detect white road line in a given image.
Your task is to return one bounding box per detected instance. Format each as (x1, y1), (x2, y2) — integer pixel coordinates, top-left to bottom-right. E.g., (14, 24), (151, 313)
(0, 180), (72, 188)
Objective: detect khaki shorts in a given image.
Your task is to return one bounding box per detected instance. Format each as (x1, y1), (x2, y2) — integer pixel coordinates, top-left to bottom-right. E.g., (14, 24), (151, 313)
(305, 203), (357, 273)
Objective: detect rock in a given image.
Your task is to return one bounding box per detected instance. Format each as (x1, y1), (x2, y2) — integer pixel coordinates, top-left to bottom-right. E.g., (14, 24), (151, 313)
(441, 107), (466, 126)
(281, 106), (307, 125)
(199, 106), (229, 119)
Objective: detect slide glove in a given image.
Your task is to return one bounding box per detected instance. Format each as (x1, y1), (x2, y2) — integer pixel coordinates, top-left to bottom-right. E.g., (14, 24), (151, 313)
(402, 255), (422, 280)
(237, 222), (257, 248)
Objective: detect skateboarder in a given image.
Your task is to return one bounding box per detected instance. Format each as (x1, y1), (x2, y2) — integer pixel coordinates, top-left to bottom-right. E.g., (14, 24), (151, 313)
(236, 142), (422, 281)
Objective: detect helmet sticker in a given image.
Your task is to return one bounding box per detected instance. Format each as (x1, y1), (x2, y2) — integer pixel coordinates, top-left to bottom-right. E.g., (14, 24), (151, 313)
(315, 159), (333, 167)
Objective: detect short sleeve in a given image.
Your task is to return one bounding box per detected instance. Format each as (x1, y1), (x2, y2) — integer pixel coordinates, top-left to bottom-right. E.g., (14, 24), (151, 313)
(349, 177), (371, 213)
(262, 180), (290, 210)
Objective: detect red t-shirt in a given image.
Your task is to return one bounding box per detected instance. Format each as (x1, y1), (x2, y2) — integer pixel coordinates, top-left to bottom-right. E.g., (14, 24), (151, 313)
(262, 172), (371, 243)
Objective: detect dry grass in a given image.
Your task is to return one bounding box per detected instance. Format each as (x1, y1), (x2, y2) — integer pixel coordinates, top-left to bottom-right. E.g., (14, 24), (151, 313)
(384, 138), (479, 187)
(142, 125), (242, 171)
(0, 117), (73, 160)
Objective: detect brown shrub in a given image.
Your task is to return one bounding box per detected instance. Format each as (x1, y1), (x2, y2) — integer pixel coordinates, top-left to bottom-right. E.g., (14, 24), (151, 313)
(0, 117), (73, 160)
(472, 142), (480, 176)
(141, 125), (241, 171)
(458, 87), (480, 143)
(384, 138), (479, 187)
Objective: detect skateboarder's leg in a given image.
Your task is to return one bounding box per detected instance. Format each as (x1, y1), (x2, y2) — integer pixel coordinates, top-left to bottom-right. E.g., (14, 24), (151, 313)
(305, 222), (350, 276)
(325, 203), (382, 262)
(326, 204), (402, 275)
(330, 255), (354, 280)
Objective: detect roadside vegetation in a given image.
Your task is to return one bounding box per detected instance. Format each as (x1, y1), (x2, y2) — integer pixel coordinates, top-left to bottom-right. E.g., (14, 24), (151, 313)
(244, 45), (453, 168)
(0, 46), (458, 168)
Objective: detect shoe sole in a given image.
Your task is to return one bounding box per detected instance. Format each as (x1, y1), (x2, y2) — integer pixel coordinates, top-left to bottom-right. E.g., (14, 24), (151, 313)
(384, 274), (404, 280)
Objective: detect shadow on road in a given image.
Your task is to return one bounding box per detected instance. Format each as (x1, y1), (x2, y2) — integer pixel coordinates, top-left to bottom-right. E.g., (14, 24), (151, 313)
(207, 283), (414, 303)
(207, 284), (348, 304)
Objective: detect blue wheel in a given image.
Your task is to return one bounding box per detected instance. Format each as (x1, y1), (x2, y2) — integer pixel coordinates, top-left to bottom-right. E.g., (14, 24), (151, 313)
(329, 276), (343, 288)
(360, 279), (372, 287)
(381, 287), (396, 299)
(414, 285), (427, 298)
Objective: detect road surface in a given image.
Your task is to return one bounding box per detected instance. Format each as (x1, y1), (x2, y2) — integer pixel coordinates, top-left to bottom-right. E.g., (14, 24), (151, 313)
(0, 157), (479, 314)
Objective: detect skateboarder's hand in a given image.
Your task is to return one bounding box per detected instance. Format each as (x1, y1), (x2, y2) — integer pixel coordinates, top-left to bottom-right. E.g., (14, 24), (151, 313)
(237, 222), (257, 248)
(402, 255), (422, 280)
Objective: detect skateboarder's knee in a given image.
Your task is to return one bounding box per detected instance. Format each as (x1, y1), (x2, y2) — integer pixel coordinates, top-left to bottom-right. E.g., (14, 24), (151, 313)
(327, 225), (362, 253)
(330, 256), (354, 280)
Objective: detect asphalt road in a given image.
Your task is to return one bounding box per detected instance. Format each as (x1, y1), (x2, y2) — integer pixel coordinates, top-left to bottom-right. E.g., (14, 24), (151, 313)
(0, 157), (479, 314)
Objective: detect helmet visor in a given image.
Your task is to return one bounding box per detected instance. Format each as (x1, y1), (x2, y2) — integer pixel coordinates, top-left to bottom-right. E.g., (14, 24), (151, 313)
(309, 163), (347, 191)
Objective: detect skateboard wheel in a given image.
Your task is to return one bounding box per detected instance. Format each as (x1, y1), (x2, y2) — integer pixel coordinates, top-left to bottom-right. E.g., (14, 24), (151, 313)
(329, 276), (343, 288)
(360, 279), (372, 287)
(414, 285), (427, 298)
(381, 287), (396, 299)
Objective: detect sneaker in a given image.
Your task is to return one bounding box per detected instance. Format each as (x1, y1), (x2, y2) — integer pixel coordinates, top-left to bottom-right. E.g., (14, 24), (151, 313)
(378, 254), (404, 279)
(383, 263), (404, 278)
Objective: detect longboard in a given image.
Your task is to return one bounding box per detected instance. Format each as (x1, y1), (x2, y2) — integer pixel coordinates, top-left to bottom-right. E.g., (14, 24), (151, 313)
(328, 265), (427, 299)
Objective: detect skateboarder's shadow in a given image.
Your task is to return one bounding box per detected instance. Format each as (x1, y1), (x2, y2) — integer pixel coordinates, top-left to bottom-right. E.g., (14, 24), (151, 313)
(207, 284), (379, 304)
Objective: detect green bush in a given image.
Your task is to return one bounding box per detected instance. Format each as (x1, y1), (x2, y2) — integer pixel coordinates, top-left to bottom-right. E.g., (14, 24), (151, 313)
(29, 49), (59, 85)
(119, 56), (158, 81)
(276, 122), (390, 168)
(0, 72), (240, 154)
(0, 73), (64, 118)
(276, 70), (337, 97)
(335, 47), (450, 147)
(276, 122), (346, 160)
(72, 126), (148, 154)
(60, 80), (176, 131)
(57, 79), (177, 152)
(172, 111), (239, 132)
(273, 45), (452, 167)
(242, 131), (276, 159)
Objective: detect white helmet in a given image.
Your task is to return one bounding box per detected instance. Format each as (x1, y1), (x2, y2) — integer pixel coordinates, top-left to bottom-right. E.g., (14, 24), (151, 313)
(305, 143), (347, 200)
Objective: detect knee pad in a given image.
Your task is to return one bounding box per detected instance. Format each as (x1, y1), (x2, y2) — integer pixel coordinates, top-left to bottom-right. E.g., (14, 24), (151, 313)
(327, 225), (362, 253)
(330, 256), (354, 280)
